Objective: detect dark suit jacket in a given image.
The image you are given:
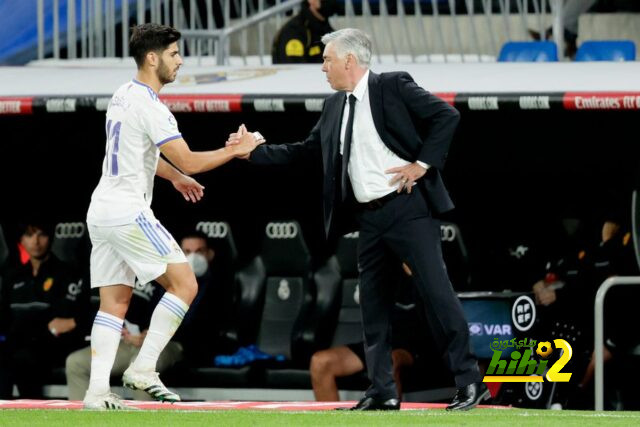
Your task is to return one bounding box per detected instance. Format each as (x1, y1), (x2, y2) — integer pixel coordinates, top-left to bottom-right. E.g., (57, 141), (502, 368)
(250, 71), (460, 237)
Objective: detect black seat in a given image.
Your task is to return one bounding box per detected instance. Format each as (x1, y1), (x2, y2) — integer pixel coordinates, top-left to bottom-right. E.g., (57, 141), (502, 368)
(195, 220), (238, 265)
(440, 222), (471, 291)
(329, 232), (371, 391)
(192, 220), (240, 350)
(0, 223), (9, 309)
(0, 223), (8, 271)
(258, 221), (314, 363)
(179, 221), (262, 387)
(331, 232), (363, 347)
(632, 189), (640, 271)
(263, 232), (368, 391)
(256, 221), (319, 388)
(51, 221), (90, 274)
(194, 221), (315, 388)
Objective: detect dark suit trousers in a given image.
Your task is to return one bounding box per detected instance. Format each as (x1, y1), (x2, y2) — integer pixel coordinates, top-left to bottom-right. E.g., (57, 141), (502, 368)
(356, 190), (482, 399)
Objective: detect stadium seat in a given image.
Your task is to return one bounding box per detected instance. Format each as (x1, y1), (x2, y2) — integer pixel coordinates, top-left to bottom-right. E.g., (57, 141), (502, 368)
(195, 220), (238, 265)
(440, 222), (472, 291)
(330, 232), (371, 391)
(51, 221), (91, 274)
(257, 221), (314, 363)
(301, 256), (342, 355)
(176, 255), (266, 388)
(192, 220), (240, 347)
(0, 224), (8, 301)
(633, 189), (640, 271)
(331, 232), (364, 347)
(0, 223), (8, 270)
(575, 40), (636, 62)
(199, 221), (315, 388)
(498, 41), (558, 62)
(263, 233), (361, 389)
(257, 221), (328, 388)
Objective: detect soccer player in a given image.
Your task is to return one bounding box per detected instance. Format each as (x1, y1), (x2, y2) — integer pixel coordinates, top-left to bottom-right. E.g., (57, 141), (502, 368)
(83, 23), (262, 410)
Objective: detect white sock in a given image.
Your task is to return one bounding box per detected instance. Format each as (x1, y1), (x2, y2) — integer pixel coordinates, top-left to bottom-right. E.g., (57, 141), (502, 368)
(131, 292), (189, 372)
(86, 311), (124, 396)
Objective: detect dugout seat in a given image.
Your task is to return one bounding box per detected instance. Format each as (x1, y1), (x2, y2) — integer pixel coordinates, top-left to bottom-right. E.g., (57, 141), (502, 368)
(440, 222), (472, 291)
(498, 41), (558, 62)
(195, 220), (238, 265)
(633, 189), (640, 271)
(0, 224), (8, 323)
(262, 236), (345, 389)
(51, 221), (91, 274)
(175, 255), (267, 388)
(257, 220), (314, 364)
(256, 221), (326, 388)
(575, 40), (636, 62)
(0, 223), (8, 271)
(330, 232), (371, 391)
(331, 232), (364, 347)
(192, 221), (315, 388)
(192, 220), (240, 348)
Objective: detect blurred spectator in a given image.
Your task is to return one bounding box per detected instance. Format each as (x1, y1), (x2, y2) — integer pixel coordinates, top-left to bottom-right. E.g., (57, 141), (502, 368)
(65, 231), (214, 400)
(531, 201), (639, 408)
(271, 0), (337, 64)
(0, 221), (85, 398)
(529, 0), (598, 58)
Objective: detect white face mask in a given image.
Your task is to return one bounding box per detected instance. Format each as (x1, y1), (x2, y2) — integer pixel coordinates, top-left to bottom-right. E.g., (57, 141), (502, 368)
(186, 252), (208, 277)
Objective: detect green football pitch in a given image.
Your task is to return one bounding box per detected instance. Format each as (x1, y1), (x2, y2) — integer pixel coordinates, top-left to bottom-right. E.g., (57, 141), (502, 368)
(3, 409), (640, 426)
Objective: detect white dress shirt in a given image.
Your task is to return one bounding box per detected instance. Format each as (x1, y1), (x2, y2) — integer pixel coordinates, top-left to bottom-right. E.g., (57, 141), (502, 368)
(340, 70), (428, 203)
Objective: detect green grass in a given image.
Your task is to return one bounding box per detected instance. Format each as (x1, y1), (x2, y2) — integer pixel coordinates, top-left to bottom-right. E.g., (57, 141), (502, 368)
(2, 409), (640, 426)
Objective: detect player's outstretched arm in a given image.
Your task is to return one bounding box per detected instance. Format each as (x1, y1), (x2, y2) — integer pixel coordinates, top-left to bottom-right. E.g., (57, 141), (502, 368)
(156, 157), (205, 203)
(159, 134), (264, 175)
(226, 124), (263, 160)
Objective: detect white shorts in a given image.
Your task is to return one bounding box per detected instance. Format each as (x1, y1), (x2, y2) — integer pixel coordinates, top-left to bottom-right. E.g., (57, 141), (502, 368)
(88, 211), (187, 288)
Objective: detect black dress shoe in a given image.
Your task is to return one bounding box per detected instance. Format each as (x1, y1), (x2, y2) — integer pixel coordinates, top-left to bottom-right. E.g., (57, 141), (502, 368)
(343, 396), (400, 411)
(446, 382), (490, 411)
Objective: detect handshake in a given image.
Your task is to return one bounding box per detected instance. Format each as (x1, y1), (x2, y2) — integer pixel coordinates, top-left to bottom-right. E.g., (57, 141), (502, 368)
(227, 124), (265, 160)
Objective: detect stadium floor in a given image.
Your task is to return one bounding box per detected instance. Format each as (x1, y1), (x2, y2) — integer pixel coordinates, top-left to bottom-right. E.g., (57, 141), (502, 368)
(1, 403), (640, 426)
(0, 399), (505, 411)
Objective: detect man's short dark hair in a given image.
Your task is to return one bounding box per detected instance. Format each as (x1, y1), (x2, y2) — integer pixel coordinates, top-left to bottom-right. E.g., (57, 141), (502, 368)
(129, 23), (181, 68)
(19, 220), (54, 239)
(180, 230), (210, 246)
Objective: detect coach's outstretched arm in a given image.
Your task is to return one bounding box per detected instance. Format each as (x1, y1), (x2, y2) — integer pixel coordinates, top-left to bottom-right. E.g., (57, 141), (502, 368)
(159, 132), (264, 176)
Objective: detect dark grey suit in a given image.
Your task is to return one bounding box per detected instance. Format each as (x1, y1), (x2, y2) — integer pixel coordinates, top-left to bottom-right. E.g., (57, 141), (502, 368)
(251, 71), (481, 398)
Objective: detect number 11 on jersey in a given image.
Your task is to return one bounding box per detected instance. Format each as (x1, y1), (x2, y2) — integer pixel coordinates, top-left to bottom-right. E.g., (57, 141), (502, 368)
(105, 120), (122, 176)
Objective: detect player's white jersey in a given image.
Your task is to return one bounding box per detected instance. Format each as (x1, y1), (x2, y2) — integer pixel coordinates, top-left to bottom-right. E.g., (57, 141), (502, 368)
(87, 79), (181, 226)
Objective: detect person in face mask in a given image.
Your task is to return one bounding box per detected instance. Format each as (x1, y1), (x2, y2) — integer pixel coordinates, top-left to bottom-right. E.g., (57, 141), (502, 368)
(272, 0), (338, 64)
(182, 232), (215, 279)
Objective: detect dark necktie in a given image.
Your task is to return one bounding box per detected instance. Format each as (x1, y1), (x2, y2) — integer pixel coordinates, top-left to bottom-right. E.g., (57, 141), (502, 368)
(341, 94), (357, 201)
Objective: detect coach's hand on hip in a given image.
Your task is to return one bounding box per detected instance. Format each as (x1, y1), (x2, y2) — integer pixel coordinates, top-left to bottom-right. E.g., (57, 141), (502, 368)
(386, 162), (428, 193)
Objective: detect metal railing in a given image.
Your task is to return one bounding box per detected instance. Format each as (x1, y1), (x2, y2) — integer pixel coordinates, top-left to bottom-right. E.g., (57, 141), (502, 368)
(594, 276), (640, 411)
(37, 0), (567, 65)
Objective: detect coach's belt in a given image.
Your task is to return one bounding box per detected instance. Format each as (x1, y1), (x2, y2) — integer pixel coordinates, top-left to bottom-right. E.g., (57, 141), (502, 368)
(360, 191), (400, 210)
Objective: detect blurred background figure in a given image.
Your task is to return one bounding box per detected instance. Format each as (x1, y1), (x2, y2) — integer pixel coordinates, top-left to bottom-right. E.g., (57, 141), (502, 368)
(0, 221), (85, 398)
(529, 0), (598, 58)
(272, 0), (337, 64)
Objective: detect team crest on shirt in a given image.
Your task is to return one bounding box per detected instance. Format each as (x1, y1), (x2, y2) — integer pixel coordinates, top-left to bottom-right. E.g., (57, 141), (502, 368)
(43, 277), (54, 292)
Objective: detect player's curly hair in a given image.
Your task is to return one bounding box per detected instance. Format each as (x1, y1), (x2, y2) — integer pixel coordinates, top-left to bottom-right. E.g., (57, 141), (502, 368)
(129, 23), (181, 68)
